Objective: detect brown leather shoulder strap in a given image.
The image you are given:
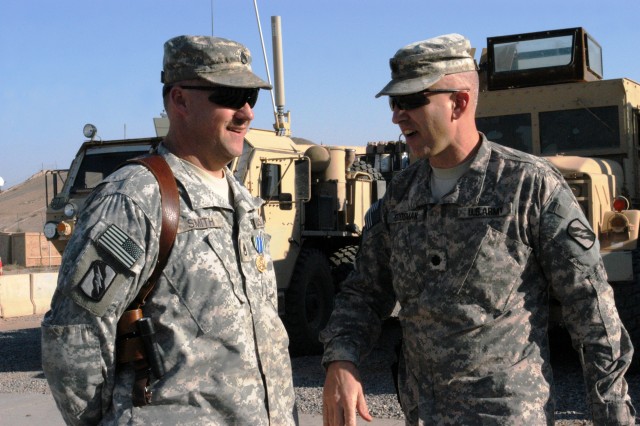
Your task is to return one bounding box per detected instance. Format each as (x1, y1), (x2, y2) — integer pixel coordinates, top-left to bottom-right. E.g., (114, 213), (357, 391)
(127, 155), (179, 308)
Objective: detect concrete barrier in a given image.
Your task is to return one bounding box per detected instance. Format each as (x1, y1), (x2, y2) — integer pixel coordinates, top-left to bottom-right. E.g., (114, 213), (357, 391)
(0, 272), (59, 318)
(0, 274), (33, 317)
(31, 273), (58, 314)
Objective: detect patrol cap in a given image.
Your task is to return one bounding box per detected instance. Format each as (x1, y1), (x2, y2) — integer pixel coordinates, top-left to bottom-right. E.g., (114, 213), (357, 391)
(375, 33), (477, 98)
(161, 35), (272, 89)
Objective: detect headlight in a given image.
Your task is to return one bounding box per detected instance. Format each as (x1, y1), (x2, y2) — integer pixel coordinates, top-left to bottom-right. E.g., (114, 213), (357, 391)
(609, 213), (629, 234)
(43, 222), (58, 239)
(57, 221), (73, 237)
(64, 203), (77, 218)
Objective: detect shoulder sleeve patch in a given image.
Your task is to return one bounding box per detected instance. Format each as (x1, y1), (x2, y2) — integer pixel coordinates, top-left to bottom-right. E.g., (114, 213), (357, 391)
(567, 218), (596, 250)
(79, 260), (117, 301)
(97, 224), (144, 268)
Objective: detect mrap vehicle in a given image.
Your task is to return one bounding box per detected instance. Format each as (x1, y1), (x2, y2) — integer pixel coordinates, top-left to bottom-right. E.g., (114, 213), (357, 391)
(475, 27), (640, 366)
(43, 17), (409, 356)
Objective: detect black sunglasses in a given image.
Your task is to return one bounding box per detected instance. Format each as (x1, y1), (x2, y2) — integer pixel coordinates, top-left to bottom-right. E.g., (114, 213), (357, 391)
(167, 85), (260, 109)
(388, 88), (469, 111)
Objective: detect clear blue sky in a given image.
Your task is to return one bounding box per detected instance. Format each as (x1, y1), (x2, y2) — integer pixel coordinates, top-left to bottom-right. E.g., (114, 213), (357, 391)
(1, 0), (639, 188)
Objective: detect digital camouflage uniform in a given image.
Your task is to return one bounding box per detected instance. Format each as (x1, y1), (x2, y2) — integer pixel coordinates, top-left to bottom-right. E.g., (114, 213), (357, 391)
(42, 144), (297, 425)
(321, 135), (635, 425)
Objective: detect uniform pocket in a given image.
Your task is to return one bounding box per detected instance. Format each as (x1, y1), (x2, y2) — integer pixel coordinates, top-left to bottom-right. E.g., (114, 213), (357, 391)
(161, 227), (245, 335)
(389, 222), (427, 303)
(454, 226), (531, 316)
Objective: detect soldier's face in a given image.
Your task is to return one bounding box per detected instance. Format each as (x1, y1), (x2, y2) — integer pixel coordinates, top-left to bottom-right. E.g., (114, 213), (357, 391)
(186, 89), (254, 164)
(392, 88), (457, 162)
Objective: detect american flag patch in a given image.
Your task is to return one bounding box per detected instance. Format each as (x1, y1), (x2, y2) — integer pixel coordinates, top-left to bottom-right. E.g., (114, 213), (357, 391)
(97, 224), (144, 268)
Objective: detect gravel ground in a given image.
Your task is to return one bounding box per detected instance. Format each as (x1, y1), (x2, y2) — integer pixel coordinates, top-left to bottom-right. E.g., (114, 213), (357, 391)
(1, 315), (639, 424)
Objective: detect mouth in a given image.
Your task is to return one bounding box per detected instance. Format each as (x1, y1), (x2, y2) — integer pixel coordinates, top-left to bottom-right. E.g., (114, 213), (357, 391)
(228, 122), (249, 134)
(402, 129), (418, 138)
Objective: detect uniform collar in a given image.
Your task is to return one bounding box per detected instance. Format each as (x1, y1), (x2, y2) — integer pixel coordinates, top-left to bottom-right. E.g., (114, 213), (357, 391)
(157, 143), (263, 213)
(408, 133), (489, 207)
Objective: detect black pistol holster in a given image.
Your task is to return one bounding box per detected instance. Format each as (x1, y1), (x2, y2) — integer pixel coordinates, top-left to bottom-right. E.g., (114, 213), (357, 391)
(115, 155), (179, 407)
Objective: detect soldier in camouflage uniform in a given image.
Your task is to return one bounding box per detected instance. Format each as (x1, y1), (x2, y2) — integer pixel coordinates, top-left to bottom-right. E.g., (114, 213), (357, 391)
(41, 35), (297, 425)
(320, 34), (635, 425)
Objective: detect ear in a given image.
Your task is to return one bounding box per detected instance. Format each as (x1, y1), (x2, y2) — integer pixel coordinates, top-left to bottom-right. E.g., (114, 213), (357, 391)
(169, 86), (189, 116)
(451, 91), (470, 119)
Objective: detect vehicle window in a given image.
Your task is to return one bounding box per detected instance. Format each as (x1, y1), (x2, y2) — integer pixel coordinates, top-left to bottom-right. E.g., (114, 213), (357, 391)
(71, 150), (150, 192)
(539, 106), (619, 154)
(586, 34), (603, 78)
(493, 34), (573, 72)
(476, 114), (533, 153)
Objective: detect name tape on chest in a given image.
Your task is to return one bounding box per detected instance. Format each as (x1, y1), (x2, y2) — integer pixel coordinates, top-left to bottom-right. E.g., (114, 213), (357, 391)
(390, 209), (425, 223)
(178, 216), (223, 233)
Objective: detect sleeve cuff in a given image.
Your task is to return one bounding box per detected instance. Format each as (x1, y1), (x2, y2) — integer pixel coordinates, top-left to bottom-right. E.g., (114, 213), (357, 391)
(321, 339), (361, 370)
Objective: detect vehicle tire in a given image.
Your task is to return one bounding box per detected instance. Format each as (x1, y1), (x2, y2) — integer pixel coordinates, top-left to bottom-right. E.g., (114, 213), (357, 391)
(329, 245), (358, 290)
(610, 248), (640, 372)
(285, 248), (335, 356)
(349, 159), (383, 180)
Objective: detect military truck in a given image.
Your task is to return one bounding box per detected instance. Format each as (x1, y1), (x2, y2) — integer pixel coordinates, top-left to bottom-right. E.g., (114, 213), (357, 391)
(475, 27), (640, 364)
(43, 17), (408, 355)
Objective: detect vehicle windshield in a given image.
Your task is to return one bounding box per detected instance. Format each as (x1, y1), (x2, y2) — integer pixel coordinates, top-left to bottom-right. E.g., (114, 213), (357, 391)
(71, 147), (151, 192)
(493, 34), (573, 72)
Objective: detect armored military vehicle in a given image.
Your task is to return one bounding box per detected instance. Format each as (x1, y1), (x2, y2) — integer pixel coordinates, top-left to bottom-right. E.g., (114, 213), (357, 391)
(43, 17), (409, 355)
(475, 27), (640, 365)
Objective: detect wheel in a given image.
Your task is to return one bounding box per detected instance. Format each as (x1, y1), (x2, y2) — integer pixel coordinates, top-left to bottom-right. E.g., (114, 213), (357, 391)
(610, 248), (640, 372)
(349, 159), (383, 180)
(285, 248), (335, 356)
(329, 245), (358, 291)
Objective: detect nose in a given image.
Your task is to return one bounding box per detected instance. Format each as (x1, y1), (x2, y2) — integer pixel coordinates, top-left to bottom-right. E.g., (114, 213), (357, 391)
(235, 102), (255, 121)
(391, 106), (405, 124)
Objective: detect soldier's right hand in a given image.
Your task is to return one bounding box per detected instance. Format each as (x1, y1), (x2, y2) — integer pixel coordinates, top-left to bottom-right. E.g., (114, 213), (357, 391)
(323, 361), (372, 426)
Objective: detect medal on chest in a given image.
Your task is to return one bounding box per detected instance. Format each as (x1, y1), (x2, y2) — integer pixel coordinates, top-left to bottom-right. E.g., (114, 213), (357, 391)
(253, 231), (266, 273)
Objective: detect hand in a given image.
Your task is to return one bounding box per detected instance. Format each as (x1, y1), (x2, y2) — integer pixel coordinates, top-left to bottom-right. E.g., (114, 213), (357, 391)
(323, 361), (373, 425)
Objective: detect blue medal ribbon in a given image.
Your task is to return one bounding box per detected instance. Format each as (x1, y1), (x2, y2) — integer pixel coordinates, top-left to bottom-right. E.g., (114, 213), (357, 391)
(253, 231), (264, 254)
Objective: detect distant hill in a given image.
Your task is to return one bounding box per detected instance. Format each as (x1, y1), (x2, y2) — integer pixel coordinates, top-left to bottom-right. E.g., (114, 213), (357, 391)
(0, 171), (51, 233)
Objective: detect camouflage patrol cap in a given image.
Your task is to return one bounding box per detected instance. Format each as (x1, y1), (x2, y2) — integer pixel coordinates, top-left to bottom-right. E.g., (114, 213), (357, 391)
(161, 35), (272, 89)
(375, 33), (477, 97)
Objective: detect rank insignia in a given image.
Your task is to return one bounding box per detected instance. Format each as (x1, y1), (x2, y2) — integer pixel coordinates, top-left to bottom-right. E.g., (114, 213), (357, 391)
(427, 249), (447, 272)
(79, 260), (116, 301)
(567, 218), (595, 250)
